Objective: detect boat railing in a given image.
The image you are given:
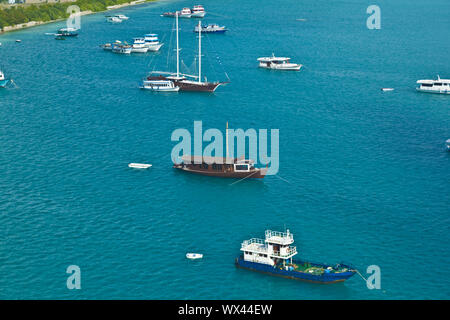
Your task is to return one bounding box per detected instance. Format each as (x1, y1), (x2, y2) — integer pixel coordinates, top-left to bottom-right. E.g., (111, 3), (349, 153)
(265, 230), (293, 241)
(241, 238), (265, 249)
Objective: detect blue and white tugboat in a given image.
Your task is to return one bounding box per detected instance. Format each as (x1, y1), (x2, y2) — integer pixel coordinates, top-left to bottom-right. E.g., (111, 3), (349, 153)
(236, 229), (356, 284)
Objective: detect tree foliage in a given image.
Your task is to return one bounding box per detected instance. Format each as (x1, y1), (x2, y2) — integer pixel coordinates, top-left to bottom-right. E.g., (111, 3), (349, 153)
(0, 0), (149, 29)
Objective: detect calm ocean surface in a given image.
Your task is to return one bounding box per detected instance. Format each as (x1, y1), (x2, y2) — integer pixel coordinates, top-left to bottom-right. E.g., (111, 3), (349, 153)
(0, 0), (449, 299)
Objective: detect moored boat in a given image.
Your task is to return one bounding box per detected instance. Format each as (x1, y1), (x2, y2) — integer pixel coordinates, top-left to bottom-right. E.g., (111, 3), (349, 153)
(107, 16), (122, 23)
(236, 229), (356, 284)
(173, 155), (267, 178)
(131, 37), (149, 53)
(112, 42), (132, 54)
(194, 24), (227, 33)
(0, 70), (10, 88)
(147, 18), (226, 92)
(446, 139), (450, 151)
(143, 34), (163, 52)
(186, 253), (203, 259)
(258, 54), (302, 71)
(115, 14), (129, 20)
(191, 5), (206, 18)
(58, 27), (78, 36)
(416, 75), (450, 94)
(128, 163), (152, 169)
(141, 79), (179, 92)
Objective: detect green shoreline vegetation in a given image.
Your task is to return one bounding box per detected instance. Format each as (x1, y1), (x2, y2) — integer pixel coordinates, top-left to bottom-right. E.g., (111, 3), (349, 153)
(0, 0), (153, 31)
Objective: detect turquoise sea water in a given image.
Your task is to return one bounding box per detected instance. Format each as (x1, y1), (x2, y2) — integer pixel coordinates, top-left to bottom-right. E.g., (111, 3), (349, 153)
(0, 0), (449, 299)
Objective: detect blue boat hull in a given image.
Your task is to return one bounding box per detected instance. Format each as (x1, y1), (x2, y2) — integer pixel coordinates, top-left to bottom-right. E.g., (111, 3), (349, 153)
(235, 257), (355, 284)
(0, 79), (9, 88)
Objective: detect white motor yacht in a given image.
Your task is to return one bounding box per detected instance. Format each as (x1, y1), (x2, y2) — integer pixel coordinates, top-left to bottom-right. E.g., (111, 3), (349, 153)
(416, 76), (450, 94)
(257, 54), (302, 71)
(131, 38), (149, 53)
(141, 80), (179, 92)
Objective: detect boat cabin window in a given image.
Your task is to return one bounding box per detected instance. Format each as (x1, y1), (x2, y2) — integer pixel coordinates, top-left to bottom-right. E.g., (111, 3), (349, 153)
(434, 83), (442, 86)
(234, 164), (250, 172)
(422, 83), (433, 87)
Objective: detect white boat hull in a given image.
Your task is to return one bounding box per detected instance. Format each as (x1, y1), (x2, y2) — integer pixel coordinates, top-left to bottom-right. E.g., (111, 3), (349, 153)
(146, 43), (163, 52)
(416, 88), (450, 94)
(131, 47), (149, 53)
(141, 85), (179, 92)
(128, 163), (152, 169)
(186, 253), (203, 259)
(191, 12), (206, 18)
(259, 63), (302, 71)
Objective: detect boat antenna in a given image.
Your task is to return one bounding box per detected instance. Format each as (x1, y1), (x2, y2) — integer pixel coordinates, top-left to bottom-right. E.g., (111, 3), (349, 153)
(198, 20), (202, 84)
(176, 11), (180, 78)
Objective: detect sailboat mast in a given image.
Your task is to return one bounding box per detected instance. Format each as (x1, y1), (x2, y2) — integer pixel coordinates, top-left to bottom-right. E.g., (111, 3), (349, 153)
(226, 121), (229, 158)
(198, 21), (201, 83)
(176, 11), (179, 78)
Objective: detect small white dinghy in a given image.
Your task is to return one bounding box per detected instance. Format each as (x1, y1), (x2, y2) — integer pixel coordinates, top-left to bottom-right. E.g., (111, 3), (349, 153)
(128, 163), (152, 169)
(186, 253), (203, 260)
(446, 139), (450, 151)
(381, 88), (394, 92)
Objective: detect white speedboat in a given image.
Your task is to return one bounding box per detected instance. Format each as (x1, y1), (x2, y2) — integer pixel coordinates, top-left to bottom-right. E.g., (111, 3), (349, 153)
(381, 88), (394, 92)
(131, 38), (148, 53)
(446, 139), (450, 151)
(115, 14), (129, 20)
(107, 16), (122, 23)
(141, 80), (179, 92)
(112, 42), (132, 54)
(186, 253), (203, 260)
(128, 163), (152, 169)
(143, 34), (163, 52)
(416, 76), (450, 94)
(257, 54), (302, 71)
(191, 5), (206, 18)
(194, 24), (227, 33)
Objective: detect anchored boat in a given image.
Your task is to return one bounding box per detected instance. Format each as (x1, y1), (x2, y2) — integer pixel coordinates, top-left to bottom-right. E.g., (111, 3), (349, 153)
(131, 38), (148, 53)
(147, 15), (226, 92)
(446, 139), (450, 151)
(0, 70), (10, 88)
(143, 34), (163, 52)
(258, 54), (302, 71)
(112, 42), (132, 54)
(173, 155), (267, 178)
(58, 27), (78, 37)
(236, 229), (356, 284)
(416, 75), (450, 94)
(194, 24), (227, 34)
(141, 80), (179, 92)
(191, 5), (206, 18)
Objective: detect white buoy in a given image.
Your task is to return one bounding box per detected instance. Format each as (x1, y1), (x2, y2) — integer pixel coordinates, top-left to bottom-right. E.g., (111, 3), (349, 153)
(186, 253), (203, 260)
(128, 163), (152, 169)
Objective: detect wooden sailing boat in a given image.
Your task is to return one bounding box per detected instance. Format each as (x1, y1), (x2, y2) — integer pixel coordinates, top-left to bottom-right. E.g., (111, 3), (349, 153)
(148, 13), (225, 92)
(173, 122), (267, 178)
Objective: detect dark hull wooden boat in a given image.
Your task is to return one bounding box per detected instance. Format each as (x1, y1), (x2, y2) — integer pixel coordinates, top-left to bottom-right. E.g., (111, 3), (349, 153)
(147, 75), (222, 92)
(174, 155), (267, 179)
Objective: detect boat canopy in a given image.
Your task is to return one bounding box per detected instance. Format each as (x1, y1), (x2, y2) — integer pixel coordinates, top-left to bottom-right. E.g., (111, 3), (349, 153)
(417, 76), (450, 84)
(181, 155), (238, 164)
(257, 56), (290, 62)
